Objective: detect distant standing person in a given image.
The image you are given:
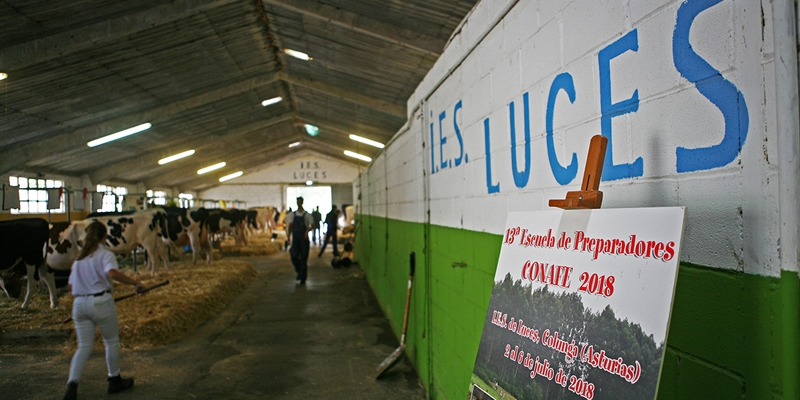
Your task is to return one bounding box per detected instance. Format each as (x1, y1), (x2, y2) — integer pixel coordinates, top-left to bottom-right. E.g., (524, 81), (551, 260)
(62, 222), (146, 400)
(312, 207), (322, 245)
(282, 207), (293, 250)
(286, 198), (314, 284)
(319, 205), (340, 257)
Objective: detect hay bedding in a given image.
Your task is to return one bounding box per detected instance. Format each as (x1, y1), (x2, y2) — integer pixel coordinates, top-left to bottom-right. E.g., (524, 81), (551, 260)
(218, 232), (283, 257)
(0, 259), (257, 350)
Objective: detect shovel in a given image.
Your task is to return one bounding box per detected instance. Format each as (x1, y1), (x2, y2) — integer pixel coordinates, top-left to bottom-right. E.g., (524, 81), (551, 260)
(376, 252), (415, 379)
(44, 280), (169, 326)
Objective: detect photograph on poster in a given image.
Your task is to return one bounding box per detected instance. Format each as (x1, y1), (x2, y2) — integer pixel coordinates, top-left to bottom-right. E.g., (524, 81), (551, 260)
(469, 208), (685, 400)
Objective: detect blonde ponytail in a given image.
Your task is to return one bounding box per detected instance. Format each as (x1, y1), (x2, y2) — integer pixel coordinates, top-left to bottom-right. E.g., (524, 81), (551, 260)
(76, 222), (107, 260)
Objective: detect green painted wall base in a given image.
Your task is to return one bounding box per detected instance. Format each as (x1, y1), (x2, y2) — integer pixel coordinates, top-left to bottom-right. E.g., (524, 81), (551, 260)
(356, 215), (800, 400)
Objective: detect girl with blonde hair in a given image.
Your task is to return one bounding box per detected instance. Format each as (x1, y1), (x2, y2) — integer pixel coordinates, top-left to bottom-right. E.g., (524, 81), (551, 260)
(62, 221), (146, 400)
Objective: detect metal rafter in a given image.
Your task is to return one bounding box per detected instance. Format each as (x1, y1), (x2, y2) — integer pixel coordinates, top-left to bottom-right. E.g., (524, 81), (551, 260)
(262, 0), (443, 56)
(0, 0), (241, 72)
(0, 73), (281, 175)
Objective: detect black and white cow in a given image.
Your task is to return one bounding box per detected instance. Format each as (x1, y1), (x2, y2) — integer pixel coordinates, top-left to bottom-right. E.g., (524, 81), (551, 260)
(0, 218), (57, 309)
(47, 208), (171, 277)
(248, 206), (277, 233)
(162, 206), (211, 265)
(207, 209), (248, 246)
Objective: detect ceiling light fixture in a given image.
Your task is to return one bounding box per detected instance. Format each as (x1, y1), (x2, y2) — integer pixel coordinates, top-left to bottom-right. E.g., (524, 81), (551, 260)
(288, 142), (301, 148)
(197, 162), (226, 175)
(158, 149), (196, 165)
(87, 123), (152, 147)
(0, 72), (7, 81)
(344, 150), (372, 162)
(304, 124), (319, 136)
(261, 96), (283, 107)
(284, 49), (312, 61)
(349, 134), (385, 149)
(219, 171), (243, 182)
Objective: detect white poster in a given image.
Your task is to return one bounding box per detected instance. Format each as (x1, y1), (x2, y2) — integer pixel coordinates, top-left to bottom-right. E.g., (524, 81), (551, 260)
(91, 192), (104, 212)
(46, 188), (61, 210)
(72, 190), (86, 211)
(470, 207), (685, 400)
(2, 185), (20, 210)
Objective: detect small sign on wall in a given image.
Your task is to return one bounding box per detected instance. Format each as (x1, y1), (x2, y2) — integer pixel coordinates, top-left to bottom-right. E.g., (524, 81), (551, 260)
(469, 207), (685, 400)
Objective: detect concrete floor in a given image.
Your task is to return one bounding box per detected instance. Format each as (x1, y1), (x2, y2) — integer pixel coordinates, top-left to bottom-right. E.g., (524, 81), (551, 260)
(0, 248), (427, 399)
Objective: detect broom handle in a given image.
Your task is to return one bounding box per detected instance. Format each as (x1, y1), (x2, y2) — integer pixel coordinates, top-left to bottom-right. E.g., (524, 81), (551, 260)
(400, 253), (415, 344)
(59, 280), (170, 324)
(113, 280), (170, 302)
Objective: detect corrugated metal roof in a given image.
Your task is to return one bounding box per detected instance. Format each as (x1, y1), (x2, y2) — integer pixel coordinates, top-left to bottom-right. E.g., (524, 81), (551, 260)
(0, 0), (477, 190)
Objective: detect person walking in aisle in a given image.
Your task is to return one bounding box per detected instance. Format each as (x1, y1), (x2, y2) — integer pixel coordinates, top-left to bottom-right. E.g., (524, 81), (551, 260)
(62, 222), (146, 400)
(318, 205), (340, 257)
(286, 197), (314, 284)
(312, 206), (322, 245)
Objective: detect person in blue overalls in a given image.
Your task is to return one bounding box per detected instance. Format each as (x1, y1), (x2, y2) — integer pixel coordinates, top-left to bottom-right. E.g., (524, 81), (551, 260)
(286, 197), (314, 285)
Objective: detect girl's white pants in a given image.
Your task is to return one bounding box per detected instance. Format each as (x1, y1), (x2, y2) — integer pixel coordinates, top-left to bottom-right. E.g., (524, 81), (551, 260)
(67, 293), (120, 382)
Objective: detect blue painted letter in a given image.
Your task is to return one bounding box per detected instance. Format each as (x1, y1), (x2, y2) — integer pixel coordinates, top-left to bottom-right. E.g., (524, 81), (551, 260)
(509, 94), (531, 188)
(673, 0), (749, 172)
(453, 101), (465, 166)
(599, 29), (643, 181)
(484, 118), (500, 194)
(439, 111), (448, 170)
(546, 73), (579, 185)
(429, 112), (435, 174)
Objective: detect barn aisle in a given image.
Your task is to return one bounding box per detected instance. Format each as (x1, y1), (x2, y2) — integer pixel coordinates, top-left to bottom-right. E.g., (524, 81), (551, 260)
(0, 249), (426, 399)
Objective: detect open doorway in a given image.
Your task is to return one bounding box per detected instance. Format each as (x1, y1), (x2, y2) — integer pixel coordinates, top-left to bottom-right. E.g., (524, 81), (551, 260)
(286, 186), (332, 217)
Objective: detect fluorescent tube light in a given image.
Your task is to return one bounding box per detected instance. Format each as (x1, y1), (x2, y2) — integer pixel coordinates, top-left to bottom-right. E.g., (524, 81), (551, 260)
(284, 49), (311, 61)
(158, 150), (195, 165)
(305, 124), (319, 136)
(0, 72), (7, 81)
(349, 134), (385, 149)
(197, 162), (226, 175)
(261, 96), (283, 107)
(344, 150), (372, 162)
(219, 171), (243, 182)
(288, 142), (301, 148)
(87, 123), (152, 147)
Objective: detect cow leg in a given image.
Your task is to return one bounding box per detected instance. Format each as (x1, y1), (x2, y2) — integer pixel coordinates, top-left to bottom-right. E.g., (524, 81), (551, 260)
(20, 263), (37, 309)
(38, 264), (58, 308)
(0, 277), (9, 298)
(188, 231), (201, 265)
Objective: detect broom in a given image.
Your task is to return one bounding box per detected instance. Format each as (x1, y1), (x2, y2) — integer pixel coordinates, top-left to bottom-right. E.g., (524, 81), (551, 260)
(45, 280), (170, 326)
(375, 252), (415, 379)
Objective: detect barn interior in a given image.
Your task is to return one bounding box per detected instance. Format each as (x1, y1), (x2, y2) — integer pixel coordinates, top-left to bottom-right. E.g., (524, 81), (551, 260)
(4, 1), (800, 400)
(0, 0), (475, 212)
(0, 1), (477, 399)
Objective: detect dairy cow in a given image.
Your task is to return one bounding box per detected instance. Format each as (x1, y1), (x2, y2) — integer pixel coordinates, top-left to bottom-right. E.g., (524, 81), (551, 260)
(248, 206), (277, 233)
(207, 209), (248, 246)
(0, 218), (58, 309)
(162, 206), (211, 265)
(47, 208), (171, 276)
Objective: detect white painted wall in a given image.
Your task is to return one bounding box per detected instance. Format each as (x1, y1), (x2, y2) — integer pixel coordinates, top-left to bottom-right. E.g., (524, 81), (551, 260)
(236, 151), (360, 184)
(359, 0), (799, 277)
(199, 151), (360, 209)
(198, 183), (283, 208)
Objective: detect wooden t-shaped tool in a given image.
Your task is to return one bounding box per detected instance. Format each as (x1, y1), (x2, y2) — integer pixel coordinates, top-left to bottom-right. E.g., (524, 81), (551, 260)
(548, 135), (608, 209)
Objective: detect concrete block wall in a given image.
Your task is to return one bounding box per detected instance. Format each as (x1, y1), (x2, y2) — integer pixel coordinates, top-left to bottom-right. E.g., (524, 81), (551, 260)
(356, 0), (800, 399)
(198, 183), (283, 208)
